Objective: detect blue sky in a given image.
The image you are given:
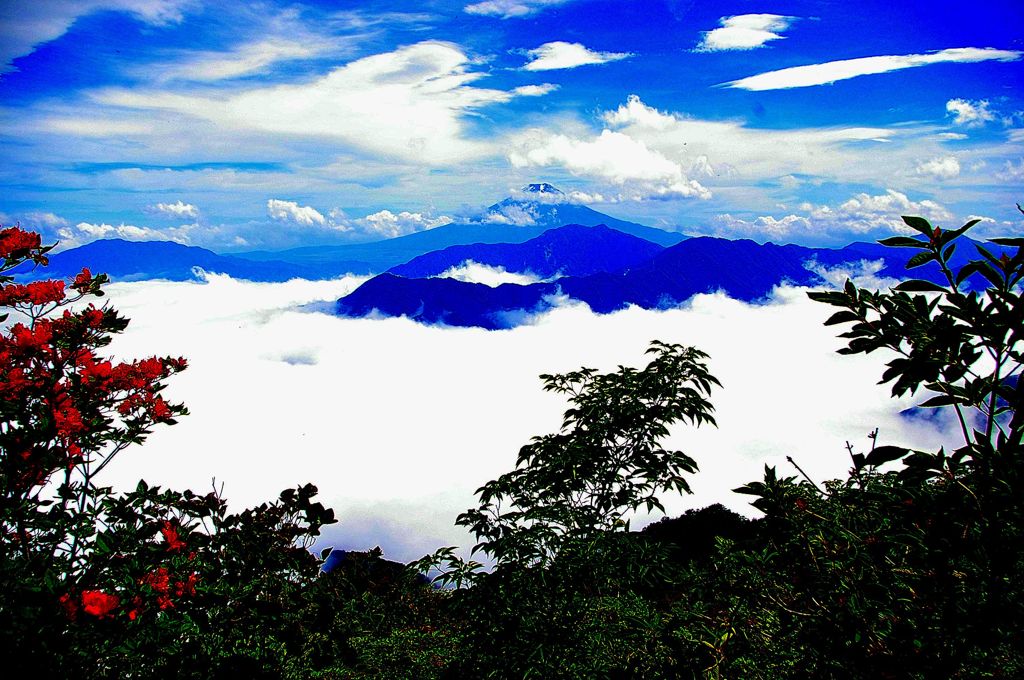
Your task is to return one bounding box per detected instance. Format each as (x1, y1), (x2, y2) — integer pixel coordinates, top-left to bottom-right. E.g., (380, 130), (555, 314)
(0, 0), (1021, 251)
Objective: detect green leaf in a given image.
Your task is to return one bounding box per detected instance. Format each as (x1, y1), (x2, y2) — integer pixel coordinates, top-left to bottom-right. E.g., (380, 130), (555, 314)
(955, 261), (981, 286)
(918, 395), (959, 408)
(901, 215), (934, 236)
(894, 280), (947, 293)
(864, 445), (909, 467)
(906, 251), (936, 269)
(823, 310), (860, 326)
(988, 237), (1024, 247)
(878, 236), (928, 249)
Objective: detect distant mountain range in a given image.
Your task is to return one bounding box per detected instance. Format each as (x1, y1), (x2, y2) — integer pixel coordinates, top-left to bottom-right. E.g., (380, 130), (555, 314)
(336, 227), (1002, 330)
(17, 184), (681, 282)
(13, 183), (998, 331)
(387, 224), (664, 279)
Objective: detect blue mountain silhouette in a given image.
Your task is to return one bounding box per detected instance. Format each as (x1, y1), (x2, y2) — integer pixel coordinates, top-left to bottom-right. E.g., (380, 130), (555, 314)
(336, 232), (1005, 329)
(26, 184), (681, 281)
(387, 224), (664, 279)
(12, 239), (355, 282)
(240, 184), (682, 272)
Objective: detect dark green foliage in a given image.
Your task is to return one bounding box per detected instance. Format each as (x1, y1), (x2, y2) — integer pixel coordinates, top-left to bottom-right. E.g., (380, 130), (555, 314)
(5, 212), (1024, 678)
(457, 341), (719, 567)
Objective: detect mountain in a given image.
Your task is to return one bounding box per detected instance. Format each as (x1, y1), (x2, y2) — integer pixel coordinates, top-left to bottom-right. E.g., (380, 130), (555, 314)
(387, 224), (664, 279)
(11, 239), (358, 283)
(16, 184), (686, 282)
(336, 235), (1007, 330)
(482, 184), (687, 247)
(239, 184), (685, 272)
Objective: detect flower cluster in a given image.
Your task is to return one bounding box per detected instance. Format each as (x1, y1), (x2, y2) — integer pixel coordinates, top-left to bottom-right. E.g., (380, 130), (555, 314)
(0, 280), (66, 306)
(0, 226), (46, 263)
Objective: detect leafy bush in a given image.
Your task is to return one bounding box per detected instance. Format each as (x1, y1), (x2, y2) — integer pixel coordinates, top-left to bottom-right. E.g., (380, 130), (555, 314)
(3, 210), (1021, 678)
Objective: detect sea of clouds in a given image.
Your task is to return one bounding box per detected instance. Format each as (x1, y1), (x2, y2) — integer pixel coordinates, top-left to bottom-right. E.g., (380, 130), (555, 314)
(94, 266), (959, 564)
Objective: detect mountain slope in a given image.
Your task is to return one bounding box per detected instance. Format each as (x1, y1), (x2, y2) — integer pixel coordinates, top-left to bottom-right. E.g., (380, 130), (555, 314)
(387, 224), (664, 279)
(241, 184), (685, 272)
(335, 236), (1008, 329)
(12, 239), (359, 282)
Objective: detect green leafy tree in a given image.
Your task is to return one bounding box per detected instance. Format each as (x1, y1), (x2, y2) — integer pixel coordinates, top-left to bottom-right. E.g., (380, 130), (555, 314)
(457, 341), (719, 567)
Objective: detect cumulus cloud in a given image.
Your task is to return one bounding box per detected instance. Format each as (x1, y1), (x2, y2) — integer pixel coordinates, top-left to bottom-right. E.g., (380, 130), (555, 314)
(597, 95), (903, 183)
(96, 41), (554, 164)
(509, 128), (711, 201)
(1, 211), (70, 230)
(464, 0), (572, 18)
(267, 199), (326, 226)
(0, 0), (192, 73)
(92, 276), (959, 562)
(521, 41), (632, 71)
(58, 221), (196, 249)
(915, 155), (961, 179)
(725, 47), (1022, 91)
(697, 14), (796, 52)
(437, 261), (543, 286)
(946, 98), (996, 127)
(148, 200), (199, 219)
(712, 189), (954, 242)
(357, 210), (453, 238)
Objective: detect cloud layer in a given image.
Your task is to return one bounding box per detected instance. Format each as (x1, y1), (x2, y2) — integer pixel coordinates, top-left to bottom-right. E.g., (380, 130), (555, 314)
(98, 41), (553, 164)
(93, 275), (958, 563)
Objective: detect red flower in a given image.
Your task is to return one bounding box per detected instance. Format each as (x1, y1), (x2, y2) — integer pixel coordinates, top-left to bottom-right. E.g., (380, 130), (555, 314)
(59, 593), (78, 620)
(142, 567), (171, 593)
(25, 280), (65, 305)
(175, 573), (199, 597)
(160, 520), (186, 552)
(81, 590), (119, 617)
(72, 267), (93, 292)
(151, 397), (172, 420)
(0, 226), (42, 259)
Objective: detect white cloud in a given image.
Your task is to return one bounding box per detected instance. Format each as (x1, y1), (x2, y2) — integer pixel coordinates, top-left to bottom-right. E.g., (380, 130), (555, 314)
(915, 155), (961, 179)
(509, 128), (711, 200)
(513, 83), (559, 96)
(946, 98), (996, 127)
(437, 261), (543, 286)
(42, 118), (157, 137)
(464, 0), (572, 19)
(157, 38), (324, 82)
(91, 276), (959, 562)
(998, 159), (1024, 182)
(725, 47), (1022, 91)
(60, 221), (196, 248)
(149, 200), (199, 219)
(9, 211), (70, 229)
(0, 0), (192, 73)
(697, 14), (796, 52)
(95, 41), (552, 164)
(936, 132), (968, 140)
(712, 189), (954, 242)
(267, 199), (326, 226)
(597, 95), (905, 183)
(357, 209), (453, 238)
(521, 41), (632, 71)
(483, 203), (540, 226)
